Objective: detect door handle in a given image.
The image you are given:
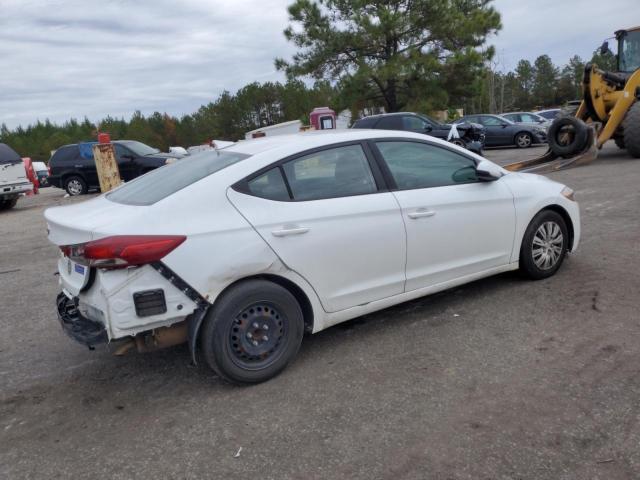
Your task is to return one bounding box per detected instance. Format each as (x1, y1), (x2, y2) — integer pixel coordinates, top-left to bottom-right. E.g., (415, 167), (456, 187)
(407, 209), (436, 219)
(271, 226), (310, 237)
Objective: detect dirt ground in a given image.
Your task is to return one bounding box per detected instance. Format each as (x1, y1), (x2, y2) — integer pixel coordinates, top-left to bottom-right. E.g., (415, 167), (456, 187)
(1, 144), (639, 479)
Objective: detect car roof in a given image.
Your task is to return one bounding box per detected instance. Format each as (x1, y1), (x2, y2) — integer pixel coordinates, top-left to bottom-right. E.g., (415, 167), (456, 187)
(355, 112), (420, 120)
(223, 129), (447, 156)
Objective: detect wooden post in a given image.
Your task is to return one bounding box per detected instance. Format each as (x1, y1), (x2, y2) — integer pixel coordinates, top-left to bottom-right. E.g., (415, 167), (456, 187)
(92, 133), (122, 193)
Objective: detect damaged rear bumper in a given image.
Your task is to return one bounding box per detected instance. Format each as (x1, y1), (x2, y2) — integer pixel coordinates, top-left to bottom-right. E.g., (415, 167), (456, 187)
(56, 292), (108, 348)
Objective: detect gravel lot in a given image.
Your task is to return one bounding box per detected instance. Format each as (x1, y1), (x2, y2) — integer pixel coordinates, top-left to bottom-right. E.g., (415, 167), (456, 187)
(1, 144), (639, 479)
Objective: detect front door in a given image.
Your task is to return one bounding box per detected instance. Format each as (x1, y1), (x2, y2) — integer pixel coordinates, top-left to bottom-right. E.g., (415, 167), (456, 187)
(228, 142), (407, 312)
(114, 144), (138, 181)
(371, 139), (516, 291)
(479, 115), (511, 146)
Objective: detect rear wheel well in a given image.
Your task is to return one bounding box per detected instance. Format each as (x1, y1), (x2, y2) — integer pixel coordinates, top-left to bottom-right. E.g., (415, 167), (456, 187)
(538, 205), (574, 250)
(214, 275), (315, 333)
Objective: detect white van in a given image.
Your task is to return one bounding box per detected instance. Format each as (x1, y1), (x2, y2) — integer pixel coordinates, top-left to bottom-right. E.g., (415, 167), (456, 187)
(0, 143), (32, 210)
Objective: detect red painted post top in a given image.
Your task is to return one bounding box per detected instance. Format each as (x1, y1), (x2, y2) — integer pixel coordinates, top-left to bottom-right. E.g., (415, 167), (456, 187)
(98, 133), (111, 144)
(309, 107), (336, 130)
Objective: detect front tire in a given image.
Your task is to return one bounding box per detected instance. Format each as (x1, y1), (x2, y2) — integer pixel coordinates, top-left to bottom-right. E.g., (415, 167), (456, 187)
(201, 280), (304, 384)
(519, 210), (569, 280)
(515, 132), (533, 148)
(623, 102), (640, 158)
(64, 176), (87, 196)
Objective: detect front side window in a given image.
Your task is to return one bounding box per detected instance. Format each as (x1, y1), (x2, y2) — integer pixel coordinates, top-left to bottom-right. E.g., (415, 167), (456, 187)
(375, 141), (478, 190)
(503, 114), (519, 122)
(281, 144), (377, 201)
(402, 116), (429, 131)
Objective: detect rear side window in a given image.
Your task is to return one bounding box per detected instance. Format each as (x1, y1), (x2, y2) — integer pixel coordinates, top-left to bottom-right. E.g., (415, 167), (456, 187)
(50, 146), (79, 164)
(247, 168), (290, 201)
(375, 141), (478, 189)
(107, 150), (250, 205)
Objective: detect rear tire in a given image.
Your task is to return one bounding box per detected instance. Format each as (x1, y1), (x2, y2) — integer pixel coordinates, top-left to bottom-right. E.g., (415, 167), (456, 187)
(520, 210), (569, 280)
(64, 176), (87, 196)
(201, 280), (304, 385)
(623, 102), (640, 158)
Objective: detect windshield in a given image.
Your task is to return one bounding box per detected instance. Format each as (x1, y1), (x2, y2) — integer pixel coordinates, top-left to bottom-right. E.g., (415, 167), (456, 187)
(619, 30), (640, 72)
(418, 114), (442, 126)
(107, 150), (250, 205)
(117, 140), (161, 156)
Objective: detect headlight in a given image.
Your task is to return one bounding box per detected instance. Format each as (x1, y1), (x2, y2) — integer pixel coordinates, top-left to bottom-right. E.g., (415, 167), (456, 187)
(561, 186), (575, 201)
(165, 157), (177, 165)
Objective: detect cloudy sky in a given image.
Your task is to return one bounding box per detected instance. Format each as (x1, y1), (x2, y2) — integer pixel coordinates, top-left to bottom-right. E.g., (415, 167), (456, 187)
(0, 0), (635, 129)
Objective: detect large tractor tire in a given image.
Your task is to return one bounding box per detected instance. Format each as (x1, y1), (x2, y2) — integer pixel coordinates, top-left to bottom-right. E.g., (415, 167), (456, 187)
(614, 136), (626, 149)
(548, 116), (589, 158)
(623, 102), (640, 158)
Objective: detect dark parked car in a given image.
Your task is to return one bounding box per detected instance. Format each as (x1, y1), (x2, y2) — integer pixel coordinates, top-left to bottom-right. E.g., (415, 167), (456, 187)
(48, 140), (181, 195)
(454, 114), (547, 148)
(352, 112), (485, 154)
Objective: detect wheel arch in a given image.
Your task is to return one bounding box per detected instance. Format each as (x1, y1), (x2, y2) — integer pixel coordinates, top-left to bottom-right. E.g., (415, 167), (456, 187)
(513, 130), (533, 143)
(536, 204), (575, 251)
(210, 274), (315, 334)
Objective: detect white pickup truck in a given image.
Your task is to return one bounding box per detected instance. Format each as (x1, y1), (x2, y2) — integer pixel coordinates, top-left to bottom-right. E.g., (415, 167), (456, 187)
(0, 143), (32, 210)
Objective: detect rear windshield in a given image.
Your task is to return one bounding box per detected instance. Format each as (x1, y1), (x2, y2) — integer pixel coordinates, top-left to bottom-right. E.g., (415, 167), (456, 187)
(107, 150), (250, 206)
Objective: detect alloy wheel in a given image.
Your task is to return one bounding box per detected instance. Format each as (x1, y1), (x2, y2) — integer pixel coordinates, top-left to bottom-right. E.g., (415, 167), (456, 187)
(517, 133), (532, 148)
(532, 221), (564, 270)
(67, 179), (83, 195)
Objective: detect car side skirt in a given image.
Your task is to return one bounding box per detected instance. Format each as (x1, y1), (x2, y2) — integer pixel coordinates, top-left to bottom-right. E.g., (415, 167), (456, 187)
(316, 262), (519, 332)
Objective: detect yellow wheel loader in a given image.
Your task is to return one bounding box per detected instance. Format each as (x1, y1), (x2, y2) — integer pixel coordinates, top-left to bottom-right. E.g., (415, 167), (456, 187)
(505, 26), (640, 173)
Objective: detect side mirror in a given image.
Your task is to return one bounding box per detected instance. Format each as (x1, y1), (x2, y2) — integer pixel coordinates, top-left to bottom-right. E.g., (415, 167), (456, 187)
(600, 41), (610, 56)
(501, 123), (508, 128)
(424, 124), (432, 132)
(475, 159), (503, 182)
(121, 154), (135, 161)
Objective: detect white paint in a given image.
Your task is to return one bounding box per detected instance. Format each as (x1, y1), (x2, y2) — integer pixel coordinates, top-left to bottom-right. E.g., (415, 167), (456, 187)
(44, 129), (581, 340)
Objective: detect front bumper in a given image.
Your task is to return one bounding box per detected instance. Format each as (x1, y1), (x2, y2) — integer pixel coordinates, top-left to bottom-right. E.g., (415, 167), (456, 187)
(56, 292), (108, 348)
(533, 131), (548, 143)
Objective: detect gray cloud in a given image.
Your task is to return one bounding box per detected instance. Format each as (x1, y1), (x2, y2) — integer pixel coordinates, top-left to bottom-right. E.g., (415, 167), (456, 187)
(0, 0), (635, 129)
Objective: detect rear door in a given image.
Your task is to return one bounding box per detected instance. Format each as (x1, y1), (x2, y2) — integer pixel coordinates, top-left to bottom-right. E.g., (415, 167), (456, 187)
(227, 142), (407, 313)
(371, 139), (516, 291)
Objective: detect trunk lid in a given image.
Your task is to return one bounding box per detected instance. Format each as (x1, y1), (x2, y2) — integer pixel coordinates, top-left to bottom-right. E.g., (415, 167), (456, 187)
(44, 195), (143, 245)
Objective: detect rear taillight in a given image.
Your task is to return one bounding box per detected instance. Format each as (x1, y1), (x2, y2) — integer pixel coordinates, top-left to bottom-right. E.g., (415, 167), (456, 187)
(59, 235), (186, 269)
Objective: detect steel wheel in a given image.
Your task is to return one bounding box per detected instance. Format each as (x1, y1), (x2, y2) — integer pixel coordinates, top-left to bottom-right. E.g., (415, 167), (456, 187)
(532, 221), (564, 270)
(516, 132), (532, 148)
(228, 302), (287, 370)
(201, 279), (304, 384)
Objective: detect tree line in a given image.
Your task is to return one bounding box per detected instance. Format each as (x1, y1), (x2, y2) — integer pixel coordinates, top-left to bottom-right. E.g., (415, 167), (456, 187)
(0, 0), (618, 161)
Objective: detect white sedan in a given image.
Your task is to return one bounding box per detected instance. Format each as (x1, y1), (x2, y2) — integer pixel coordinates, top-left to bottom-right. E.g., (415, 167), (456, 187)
(45, 130), (580, 384)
